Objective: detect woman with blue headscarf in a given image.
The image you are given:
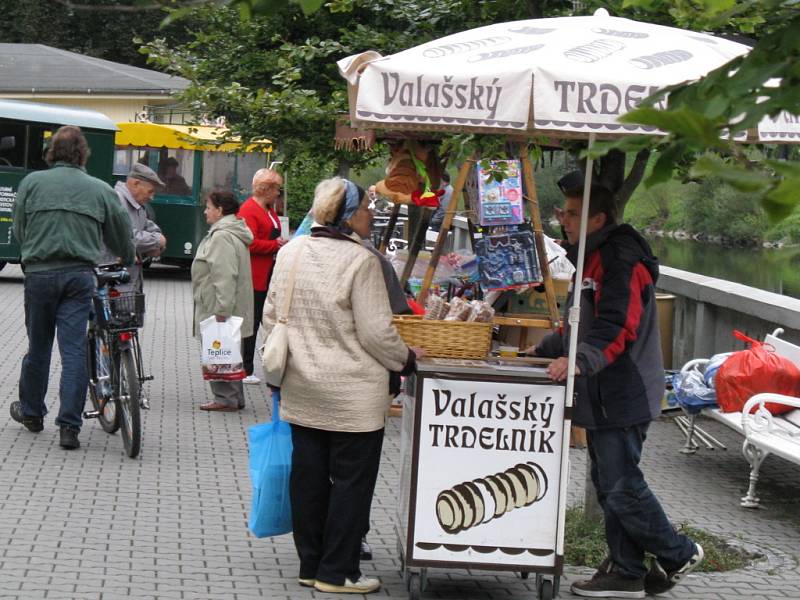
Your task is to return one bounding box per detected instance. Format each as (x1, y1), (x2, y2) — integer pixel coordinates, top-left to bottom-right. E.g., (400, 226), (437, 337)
(262, 177), (422, 594)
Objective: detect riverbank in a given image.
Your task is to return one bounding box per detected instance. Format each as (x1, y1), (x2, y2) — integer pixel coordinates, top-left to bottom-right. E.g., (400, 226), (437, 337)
(641, 227), (793, 249)
(647, 236), (800, 299)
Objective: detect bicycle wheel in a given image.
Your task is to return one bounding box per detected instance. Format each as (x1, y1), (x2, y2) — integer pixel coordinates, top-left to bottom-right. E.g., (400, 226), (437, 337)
(117, 347), (141, 458)
(87, 330), (119, 434)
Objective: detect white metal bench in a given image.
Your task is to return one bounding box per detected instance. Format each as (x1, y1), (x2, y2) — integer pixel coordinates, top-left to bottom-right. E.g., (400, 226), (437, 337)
(681, 328), (800, 508)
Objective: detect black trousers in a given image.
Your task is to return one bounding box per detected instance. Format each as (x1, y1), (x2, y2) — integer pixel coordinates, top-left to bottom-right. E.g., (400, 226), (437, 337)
(290, 424), (384, 585)
(242, 289), (268, 376)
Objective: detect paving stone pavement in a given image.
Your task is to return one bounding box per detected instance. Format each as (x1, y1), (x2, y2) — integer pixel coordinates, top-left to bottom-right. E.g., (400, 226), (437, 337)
(1, 263), (799, 599)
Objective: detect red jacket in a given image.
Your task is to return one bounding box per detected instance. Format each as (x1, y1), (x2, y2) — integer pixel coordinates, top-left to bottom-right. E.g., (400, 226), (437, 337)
(238, 197), (282, 291)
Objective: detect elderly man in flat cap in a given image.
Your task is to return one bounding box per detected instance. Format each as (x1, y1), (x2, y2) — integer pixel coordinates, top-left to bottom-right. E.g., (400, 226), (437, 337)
(103, 162), (168, 292)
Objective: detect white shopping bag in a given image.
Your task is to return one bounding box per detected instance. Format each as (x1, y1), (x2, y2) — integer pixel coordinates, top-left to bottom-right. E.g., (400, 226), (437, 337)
(200, 315), (245, 381)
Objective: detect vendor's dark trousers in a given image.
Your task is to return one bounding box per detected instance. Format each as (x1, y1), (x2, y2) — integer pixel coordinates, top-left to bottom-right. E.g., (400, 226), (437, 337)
(290, 424), (384, 585)
(18, 268), (95, 429)
(242, 289), (268, 376)
(587, 424), (695, 579)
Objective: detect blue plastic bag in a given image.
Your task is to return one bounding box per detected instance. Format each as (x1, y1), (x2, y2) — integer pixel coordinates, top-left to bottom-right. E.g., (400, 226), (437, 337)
(670, 369), (718, 415)
(248, 389), (293, 537)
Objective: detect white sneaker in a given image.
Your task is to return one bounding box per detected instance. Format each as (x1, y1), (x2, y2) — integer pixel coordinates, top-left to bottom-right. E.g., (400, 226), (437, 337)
(242, 375), (261, 385)
(314, 575), (381, 594)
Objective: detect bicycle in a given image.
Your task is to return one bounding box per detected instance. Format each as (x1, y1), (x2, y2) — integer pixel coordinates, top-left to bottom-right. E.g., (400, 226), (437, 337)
(84, 264), (152, 458)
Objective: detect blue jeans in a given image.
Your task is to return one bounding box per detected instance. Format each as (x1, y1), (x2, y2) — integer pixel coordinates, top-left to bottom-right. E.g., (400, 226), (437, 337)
(587, 424), (695, 579)
(19, 268), (95, 429)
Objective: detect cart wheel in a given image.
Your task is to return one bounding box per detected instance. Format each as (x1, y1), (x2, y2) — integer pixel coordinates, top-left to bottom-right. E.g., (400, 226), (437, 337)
(520, 572), (530, 580)
(537, 577), (554, 600)
(408, 573), (422, 600)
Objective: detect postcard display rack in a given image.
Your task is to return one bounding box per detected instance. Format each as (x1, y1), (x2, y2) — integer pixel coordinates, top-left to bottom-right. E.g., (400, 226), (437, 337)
(410, 151), (563, 337)
(397, 358), (568, 600)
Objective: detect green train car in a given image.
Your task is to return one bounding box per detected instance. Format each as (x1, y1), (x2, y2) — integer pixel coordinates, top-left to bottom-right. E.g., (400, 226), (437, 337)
(114, 122), (272, 267)
(0, 100), (273, 270)
(0, 99), (117, 271)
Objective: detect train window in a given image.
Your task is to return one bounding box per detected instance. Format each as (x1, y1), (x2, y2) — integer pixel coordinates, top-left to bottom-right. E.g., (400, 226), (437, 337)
(202, 152), (236, 196)
(26, 126), (54, 171)
(0, 123), (26, 168)
(236, 153), (268, 197)
(156, 149), (193, 196)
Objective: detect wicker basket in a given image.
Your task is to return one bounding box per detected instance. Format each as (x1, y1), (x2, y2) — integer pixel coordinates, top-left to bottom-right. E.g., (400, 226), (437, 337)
(392, 315), (493, 359)
(93, 292), (146, 331)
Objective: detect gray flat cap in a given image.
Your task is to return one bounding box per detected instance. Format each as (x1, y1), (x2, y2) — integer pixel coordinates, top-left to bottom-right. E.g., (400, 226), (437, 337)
(129, 163), (165, 187)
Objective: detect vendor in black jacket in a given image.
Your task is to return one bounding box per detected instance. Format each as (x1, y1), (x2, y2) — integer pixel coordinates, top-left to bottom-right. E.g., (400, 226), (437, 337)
(530, 182), (703, 599)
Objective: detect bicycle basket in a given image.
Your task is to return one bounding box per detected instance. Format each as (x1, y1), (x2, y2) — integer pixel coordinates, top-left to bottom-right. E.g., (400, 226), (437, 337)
(93, 292), (146, 330)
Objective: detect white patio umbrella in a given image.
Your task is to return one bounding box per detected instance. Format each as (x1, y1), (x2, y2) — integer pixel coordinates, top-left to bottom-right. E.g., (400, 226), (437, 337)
(338, 6), (765, 407)
(338, 8), (752, 139)
(337, 7), (783, 571)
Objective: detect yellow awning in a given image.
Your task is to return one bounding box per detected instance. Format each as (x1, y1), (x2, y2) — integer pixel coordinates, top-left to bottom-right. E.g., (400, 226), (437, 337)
(115, 122), (272, 153)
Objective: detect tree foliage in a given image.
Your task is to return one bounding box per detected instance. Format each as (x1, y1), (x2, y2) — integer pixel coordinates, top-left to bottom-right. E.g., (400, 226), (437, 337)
(590, 0), (800, 222)
(0, 0), (193, 68)
(140, 1), (579, 167)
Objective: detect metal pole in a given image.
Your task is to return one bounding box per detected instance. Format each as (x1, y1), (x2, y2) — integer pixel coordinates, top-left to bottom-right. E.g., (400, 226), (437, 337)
(570, 135), (604, 518)
(566, 133), (595, 419)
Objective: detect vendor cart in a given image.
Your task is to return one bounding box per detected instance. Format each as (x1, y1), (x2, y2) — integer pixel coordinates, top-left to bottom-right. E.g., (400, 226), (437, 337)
(398, 358), (568, 600)
(337, 9), (770, 600)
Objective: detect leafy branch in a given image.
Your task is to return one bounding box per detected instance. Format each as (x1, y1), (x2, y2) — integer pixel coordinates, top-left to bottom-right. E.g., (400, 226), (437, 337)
(589, 0), (800, 221)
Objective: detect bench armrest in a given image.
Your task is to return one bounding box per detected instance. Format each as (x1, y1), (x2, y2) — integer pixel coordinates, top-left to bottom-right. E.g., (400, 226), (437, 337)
(741, 393), (800, 438)
(680, 358), (710, 374)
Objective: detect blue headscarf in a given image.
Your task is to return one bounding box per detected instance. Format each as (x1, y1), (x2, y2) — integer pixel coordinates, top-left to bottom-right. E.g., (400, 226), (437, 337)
(331, 179), (364, 233)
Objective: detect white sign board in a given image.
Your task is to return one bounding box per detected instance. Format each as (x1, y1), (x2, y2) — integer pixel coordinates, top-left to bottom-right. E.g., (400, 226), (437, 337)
(408, 376), (566, 568)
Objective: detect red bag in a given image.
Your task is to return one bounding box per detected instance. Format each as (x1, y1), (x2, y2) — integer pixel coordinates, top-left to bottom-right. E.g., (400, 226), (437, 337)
(715, 331), (800, 415)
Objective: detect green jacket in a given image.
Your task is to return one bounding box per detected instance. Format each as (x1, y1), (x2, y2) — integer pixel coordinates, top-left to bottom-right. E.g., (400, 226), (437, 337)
(191, 214), (255, 338)
(13, 162), (135, 272)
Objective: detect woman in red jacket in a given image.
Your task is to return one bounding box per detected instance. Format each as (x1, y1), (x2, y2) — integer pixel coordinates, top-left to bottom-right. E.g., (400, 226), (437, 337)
(238, 168), (286, 385)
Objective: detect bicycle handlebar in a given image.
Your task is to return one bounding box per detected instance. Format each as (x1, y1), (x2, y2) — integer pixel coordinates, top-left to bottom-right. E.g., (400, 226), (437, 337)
(94, 264), (131, 286)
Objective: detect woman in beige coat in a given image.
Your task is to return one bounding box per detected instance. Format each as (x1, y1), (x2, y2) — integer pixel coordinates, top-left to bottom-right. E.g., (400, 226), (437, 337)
(191, 191), (254, 411)
(263, 177), (422, 594)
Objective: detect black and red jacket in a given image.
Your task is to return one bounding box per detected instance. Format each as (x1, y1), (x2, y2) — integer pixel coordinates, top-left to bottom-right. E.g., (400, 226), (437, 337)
(536, 224), (664, 430)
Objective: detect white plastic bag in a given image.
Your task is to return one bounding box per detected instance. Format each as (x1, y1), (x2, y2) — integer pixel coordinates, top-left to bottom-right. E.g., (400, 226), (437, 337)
(544, 235), (575, 280)
(200, 315), (245, 381)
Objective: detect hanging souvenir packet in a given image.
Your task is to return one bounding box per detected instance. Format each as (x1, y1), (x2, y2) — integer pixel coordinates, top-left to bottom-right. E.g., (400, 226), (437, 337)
(475, 228), (541, 292)
(466, 159), (524, 227)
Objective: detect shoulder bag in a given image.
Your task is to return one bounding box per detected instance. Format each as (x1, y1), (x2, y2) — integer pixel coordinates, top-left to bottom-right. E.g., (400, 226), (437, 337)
(261, 238), (306, 387)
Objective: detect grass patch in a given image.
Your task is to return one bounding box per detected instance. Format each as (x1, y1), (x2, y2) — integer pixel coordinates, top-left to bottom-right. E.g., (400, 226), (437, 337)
(564, 505), (760, 572)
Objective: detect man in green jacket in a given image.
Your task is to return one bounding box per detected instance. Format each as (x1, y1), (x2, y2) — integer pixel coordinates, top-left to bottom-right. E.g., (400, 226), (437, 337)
(9, 125), (135, 450)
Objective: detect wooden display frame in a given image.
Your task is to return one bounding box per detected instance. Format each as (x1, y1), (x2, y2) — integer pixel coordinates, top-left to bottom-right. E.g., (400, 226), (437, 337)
(400, 148), (562, 333)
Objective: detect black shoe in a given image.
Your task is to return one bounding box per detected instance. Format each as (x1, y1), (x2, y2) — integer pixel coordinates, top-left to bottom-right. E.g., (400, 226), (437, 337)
(9, 401), (44, 433)
(645, 544), (704, 595)
(59, 425), (80, 450)
(571, 560), (645, 599)
(360, 536), (373, 561)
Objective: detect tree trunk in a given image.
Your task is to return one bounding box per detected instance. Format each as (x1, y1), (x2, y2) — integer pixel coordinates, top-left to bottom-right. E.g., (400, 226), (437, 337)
(525, 0), (544, 18)
(336, 158), (351, 178)
(573, 148), (651, 220)
(615, 149), (651, 218)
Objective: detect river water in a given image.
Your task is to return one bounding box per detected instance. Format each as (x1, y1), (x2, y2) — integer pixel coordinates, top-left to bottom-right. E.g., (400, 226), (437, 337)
(648, 236), (800, 300)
